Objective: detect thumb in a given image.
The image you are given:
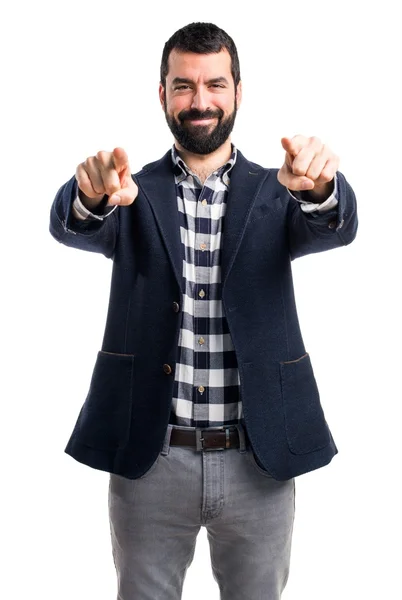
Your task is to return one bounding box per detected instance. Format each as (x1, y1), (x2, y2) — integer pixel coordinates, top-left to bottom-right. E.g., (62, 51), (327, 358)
(108, 177), (138, 207)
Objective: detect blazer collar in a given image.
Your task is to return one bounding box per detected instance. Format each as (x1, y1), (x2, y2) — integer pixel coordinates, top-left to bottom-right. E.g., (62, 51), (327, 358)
(134, 148), (269, 292)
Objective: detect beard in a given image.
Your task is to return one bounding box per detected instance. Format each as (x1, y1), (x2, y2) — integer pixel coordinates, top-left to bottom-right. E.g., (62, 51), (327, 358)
(164, 97), (237, 155)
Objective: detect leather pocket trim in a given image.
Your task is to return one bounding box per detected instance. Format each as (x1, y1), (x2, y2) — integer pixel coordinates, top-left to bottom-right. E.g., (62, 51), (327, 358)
(281, 352), (308, 365)
(100, 350), (137, 357)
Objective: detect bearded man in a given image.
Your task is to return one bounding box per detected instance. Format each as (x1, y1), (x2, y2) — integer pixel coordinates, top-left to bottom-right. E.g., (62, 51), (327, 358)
(49, 21), (358, 600)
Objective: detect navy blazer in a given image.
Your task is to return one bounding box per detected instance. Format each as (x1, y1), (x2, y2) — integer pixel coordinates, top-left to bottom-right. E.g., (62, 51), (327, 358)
(49, 148), (358, 481)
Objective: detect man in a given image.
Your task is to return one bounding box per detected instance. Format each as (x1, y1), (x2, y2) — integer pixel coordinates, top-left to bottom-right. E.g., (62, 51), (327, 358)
(49, 21), (357, 600)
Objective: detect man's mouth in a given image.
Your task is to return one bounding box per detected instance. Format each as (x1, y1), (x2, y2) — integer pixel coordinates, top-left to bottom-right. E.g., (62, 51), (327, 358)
(186, 117), (216, 125)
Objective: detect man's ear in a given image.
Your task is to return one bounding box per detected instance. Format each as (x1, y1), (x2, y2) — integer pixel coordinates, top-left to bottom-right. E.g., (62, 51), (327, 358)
(236, 80), (243, 109)
(159, 83), (166, 110)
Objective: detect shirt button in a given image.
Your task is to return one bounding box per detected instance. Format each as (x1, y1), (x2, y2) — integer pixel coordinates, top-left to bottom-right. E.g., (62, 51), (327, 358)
(201, 199), (207, 206)
(198, 337), (205, 345)
(163, 364), (172, 375)
(172, 302), (180, 313)
(200, 243), (207, 251)
(198, 386), (205, 393)
(199, 289), (206, 298)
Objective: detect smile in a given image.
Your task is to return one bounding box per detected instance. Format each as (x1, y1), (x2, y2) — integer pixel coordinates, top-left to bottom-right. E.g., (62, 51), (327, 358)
(186, 118), (216, 125)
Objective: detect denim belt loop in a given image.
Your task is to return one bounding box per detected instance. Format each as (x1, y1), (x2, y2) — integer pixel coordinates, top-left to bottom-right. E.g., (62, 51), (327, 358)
(235, 423), (248, 454)
(161, 424), (174, 455)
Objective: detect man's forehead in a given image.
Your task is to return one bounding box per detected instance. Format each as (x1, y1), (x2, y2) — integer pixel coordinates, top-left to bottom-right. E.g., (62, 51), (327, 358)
(166, 48), (232, 80)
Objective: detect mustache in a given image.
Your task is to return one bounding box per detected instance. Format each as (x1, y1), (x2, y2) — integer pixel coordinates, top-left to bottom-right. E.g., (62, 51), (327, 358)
(178, 108), (224, 122)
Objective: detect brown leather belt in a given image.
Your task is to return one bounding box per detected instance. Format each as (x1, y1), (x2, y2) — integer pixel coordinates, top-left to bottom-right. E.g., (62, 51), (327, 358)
(170, 426), (249, 452)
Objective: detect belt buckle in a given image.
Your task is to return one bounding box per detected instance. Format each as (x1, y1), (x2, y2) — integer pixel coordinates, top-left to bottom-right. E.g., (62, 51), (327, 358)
(195, 426), (231, 452)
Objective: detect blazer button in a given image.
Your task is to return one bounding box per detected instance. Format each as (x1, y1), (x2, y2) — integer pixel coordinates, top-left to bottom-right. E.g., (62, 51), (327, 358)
(163, 364), (172, 375)
(328, 220), (337, 229)
(172, 302), (180, 313)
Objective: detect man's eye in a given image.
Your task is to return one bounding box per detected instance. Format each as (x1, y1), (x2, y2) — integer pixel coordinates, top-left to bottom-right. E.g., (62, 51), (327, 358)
(211, 84), (225, 88)
(175, 85), (190, 90)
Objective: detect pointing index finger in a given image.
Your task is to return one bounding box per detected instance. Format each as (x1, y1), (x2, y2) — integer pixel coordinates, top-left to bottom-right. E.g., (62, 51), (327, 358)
(112, 147), (130, 172)
(281, 135), (308, 157)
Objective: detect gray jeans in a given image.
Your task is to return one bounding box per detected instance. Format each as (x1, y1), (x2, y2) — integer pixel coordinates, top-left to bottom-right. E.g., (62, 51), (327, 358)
(108, 423), (295, 600)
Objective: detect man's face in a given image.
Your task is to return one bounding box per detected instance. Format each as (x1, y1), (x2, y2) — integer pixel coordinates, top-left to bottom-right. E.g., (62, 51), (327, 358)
(159, 49), (242, 155)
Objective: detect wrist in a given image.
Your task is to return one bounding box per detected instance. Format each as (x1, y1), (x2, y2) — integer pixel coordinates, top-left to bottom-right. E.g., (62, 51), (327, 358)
(306, 179), (335, 203)
(78, 189), (106, 212)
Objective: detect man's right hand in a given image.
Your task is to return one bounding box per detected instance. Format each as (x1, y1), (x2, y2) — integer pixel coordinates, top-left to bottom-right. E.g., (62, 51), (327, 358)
(75, 147), (139, 210)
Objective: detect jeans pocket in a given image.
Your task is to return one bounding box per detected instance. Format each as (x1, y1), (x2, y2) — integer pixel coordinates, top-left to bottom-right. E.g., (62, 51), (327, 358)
(246, 447), (274, 478)
(136, 453), (163, 480)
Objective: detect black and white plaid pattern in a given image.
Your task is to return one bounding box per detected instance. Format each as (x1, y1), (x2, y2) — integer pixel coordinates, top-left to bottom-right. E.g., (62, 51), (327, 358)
(169, 144), (243, 428)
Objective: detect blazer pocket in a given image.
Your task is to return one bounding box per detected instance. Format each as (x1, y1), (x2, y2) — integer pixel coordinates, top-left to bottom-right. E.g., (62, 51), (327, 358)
(75, 350), (135, 451)
(280, 352), (331, 454)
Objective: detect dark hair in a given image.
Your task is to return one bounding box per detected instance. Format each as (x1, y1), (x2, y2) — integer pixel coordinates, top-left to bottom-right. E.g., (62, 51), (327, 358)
(160, 22), (241, 89)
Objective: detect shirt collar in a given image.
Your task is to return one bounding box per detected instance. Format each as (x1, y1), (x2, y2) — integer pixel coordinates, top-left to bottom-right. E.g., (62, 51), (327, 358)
(171, 144), (237, 186)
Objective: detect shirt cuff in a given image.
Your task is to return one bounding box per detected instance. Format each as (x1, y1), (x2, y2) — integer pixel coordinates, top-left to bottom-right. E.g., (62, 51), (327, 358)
(287, 173), (339, 213)
(71, 193), (118, 221)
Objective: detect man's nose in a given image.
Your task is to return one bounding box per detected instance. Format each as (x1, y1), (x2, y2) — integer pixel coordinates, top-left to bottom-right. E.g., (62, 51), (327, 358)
(190, 88), (209, 112)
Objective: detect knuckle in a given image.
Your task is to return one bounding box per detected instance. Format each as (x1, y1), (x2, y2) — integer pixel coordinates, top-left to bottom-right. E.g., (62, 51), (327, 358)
(105, 184), (119, 196)
(293, 164), (305, 175)
(85, 156), (96, 169)
(320, 171), (332, 182)
(96, 150), (106, 162)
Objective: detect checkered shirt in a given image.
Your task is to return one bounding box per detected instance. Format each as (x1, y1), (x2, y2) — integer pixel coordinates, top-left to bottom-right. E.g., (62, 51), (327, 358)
(169, 144), (243, 428)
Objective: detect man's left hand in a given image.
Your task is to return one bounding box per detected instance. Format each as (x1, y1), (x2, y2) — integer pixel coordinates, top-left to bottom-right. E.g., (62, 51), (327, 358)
(278, 135), (340, 202)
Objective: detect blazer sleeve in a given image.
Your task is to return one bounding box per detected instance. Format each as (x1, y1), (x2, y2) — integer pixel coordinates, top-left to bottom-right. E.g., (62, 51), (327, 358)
(286, 170), (358, 260)
(49, 175), (119, 259)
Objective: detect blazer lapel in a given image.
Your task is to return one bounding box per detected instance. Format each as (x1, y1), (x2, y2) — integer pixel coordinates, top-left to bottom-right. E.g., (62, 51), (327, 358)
(221, 150), (268, 286)
(135, 148), (269, 294)
(135, 151), (183, 293)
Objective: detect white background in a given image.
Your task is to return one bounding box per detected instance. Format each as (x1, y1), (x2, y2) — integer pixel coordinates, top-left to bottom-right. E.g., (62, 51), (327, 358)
(1, 0), (401, 598)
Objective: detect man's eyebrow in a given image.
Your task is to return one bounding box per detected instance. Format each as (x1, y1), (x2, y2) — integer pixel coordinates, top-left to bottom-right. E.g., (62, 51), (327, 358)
(208, 77), (229, 85)
(171, 76), (229, 86)
(171, 77), (193, 85)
